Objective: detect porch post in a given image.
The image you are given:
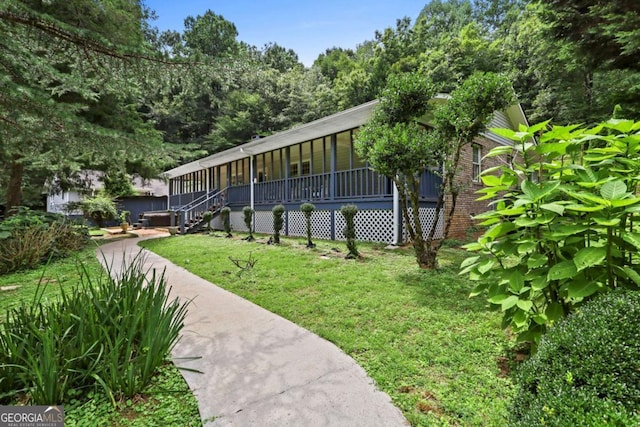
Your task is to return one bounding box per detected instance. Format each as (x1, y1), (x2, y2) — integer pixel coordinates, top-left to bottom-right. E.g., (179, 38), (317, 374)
(250, 154), (255, 211)
(393, 181), (402, 245)
(329, 134), (337, 200)
(284, 148), (290, 202)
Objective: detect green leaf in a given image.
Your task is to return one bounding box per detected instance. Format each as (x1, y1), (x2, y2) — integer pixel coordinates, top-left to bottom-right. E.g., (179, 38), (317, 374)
(532, 313), (548, 325)
(509, 270), (525, 293)
(622, 267), (640, 286)
(469, 282), (490, 297)
(484, 222), (516, 240)
(540, 203), (565, 215)
(531, 275), (550, 291)
(566, 280), (602, 298)
(593, 217), (620, 226)
(515, 217), (539, 227)
(521, 180), (537, 200)
(513, 310), (528, 328)
(477, 259), (496, 274)
(489, 127), (518, 141)
(564, 204), (606, 212)
(527, 254), (547, 269)
(516, 300), (533, 312)
(622, 232), (640, 250)
(486, 145), (516, 157)
(460, 256), (480, 270)
(573, 247), (607, 271)
(546, 303), (564, 322)
(517, 241), (537, 255)
(481, 175), (501, 186)
(488, 293), (509, 304)
(501, 295), (519, 311)
(547, 261), (577, 281)
(610, 198), (640, 208)
(600, 180), (627, 200)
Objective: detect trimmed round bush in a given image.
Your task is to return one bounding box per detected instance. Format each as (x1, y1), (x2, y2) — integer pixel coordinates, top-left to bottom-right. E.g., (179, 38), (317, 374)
(510, 290), (640, 426)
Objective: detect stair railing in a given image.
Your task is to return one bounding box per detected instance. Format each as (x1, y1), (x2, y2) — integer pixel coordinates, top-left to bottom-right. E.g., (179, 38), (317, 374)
(177, 187), (227, 233)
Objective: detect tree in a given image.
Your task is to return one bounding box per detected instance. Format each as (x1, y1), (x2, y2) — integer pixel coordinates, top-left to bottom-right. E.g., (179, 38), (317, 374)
(261, 42), (302, 73)
(541, 0), (640, 71)
(182, 10), (239, 58)
(0, 0), (170, 213)
(356, 71), (513, 269)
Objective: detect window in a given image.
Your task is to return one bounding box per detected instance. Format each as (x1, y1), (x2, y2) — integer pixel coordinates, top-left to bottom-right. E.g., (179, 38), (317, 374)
(301, 161), (311, 175)
(472, 144), (482, 182)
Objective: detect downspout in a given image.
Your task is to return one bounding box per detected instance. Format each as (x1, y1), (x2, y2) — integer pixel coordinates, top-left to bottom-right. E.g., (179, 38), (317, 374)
(250, 154), (255, 233)
(393, 181), (402, 245)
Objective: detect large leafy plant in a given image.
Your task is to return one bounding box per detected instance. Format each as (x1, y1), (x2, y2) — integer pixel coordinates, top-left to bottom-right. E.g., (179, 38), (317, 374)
(462, 119), (640, 347)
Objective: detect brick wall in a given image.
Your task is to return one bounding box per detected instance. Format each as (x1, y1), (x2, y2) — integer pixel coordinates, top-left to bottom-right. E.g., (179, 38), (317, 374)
(445, 136), (511, 240)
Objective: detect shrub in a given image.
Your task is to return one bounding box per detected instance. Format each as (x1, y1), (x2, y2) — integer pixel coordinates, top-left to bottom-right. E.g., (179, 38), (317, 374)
(300, 203), (315, 248)
(462, 119), (640, 346)
(0, 253), (188, 405)
(80, 195), (117, 227)
(340, 205), (359, 258)
(220, 207), (232, 237)
(242, 206), (254, 241)
(0, 210), (88, 274)
(202, 211), (213, 232)
(510, 290), (640, 426)
(272, 204), (285, 244)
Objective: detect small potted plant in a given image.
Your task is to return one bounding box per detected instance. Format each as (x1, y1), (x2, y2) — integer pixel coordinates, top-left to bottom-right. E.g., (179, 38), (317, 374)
(119, 210), (130, 233)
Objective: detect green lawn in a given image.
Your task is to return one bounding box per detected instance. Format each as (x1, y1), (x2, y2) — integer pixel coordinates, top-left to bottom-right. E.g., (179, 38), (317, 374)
(140, 233), (515, 426)
(0, 243), (201, 426)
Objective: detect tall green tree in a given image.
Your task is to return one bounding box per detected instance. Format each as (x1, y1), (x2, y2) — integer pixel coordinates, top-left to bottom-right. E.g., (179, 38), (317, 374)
(356, 71), (513, 269)
(182, 10), (239, 58)
(0, 0), (174, 212)
(541, 0), (640, 71)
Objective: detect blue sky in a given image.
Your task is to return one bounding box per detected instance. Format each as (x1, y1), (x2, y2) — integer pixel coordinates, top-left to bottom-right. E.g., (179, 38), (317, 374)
(146, 0), (429, 66)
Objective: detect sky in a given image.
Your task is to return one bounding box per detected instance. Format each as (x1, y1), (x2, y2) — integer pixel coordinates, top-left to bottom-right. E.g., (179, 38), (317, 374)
(146, 0), (429, 66)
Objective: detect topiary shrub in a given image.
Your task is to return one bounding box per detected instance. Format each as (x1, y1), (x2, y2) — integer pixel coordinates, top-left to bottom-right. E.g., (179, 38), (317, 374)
(220, 207), (232, 238)
(300, 203), (316, 248)
(242, 206), (254, 241)
(202, 211), (213, 232)
(510, 290), (640, 427)
(272, 204), (285, 244)
(340, 204), (359, 259)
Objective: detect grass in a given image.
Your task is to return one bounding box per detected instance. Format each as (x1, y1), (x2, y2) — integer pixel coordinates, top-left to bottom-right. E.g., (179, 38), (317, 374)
(0, 243), (201, 426)
(140, 232), (515, 426)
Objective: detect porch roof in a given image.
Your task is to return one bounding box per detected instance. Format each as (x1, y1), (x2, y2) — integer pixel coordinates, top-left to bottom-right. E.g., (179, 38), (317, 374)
(165, 97), (529, 179)
(165, 100), (379, 178)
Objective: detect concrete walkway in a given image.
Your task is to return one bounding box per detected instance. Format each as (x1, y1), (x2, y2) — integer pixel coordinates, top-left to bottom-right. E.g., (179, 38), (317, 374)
(96, 232), (409, 427)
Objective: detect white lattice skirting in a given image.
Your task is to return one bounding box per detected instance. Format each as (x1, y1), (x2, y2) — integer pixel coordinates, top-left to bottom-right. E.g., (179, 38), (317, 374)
(238, 207), (444, 244)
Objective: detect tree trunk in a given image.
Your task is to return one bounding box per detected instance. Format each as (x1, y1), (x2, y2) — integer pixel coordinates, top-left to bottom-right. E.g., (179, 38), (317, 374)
(6, 155), (24, 216)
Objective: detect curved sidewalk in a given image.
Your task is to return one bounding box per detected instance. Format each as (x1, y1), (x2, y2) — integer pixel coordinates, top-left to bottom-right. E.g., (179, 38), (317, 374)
(97, 232), (408, 427)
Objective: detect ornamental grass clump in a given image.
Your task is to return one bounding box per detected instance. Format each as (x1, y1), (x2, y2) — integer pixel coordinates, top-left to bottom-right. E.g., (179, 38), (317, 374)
(340, 204), (360, 259)
(272, 204), (285, 244)
(0, 253), (188, 405)
(220, 207), (232, 238)
(300, 203), (316, 248)
(242, 206), (254, 241)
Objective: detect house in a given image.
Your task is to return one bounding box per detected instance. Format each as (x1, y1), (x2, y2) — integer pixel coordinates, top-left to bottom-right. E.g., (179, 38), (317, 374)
(46, 170), (169, 224)
(164, 99), (528, 242)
